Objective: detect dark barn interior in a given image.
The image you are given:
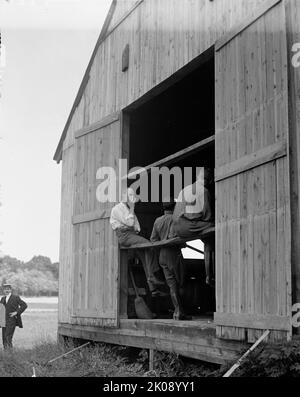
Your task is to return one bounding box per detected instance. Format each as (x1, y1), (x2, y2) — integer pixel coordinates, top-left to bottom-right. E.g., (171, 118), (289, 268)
(125, 54), (216, 319)
(129, 56), (215, 169)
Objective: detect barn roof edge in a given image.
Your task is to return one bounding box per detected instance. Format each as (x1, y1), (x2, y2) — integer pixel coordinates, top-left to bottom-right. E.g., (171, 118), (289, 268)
(53, 0), (117, 163)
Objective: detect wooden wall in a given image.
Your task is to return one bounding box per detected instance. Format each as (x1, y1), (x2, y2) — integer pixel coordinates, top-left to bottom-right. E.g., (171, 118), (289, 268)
(71, 116), (121, 327)
(58, 84), (85, 324)
(57, 0), (299, 331)
(65, 0), (268, 137)
(58, 141), (75, 324)
(108, 0), (139, 29)
(286, 0), (300, 317)
(215, 1), (292, 342)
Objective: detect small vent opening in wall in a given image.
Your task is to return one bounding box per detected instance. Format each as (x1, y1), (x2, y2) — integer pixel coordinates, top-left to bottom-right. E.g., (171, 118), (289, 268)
(122, 44), (130, 72)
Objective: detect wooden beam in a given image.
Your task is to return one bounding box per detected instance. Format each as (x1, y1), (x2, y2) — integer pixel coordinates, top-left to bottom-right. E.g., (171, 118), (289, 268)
(125, 46), (214, 112)
(72, 310), (115, 319)
(149, 349), (155, 371)
(214, 312), (291, 331)
(62, 142), (74, 153)
(60, 318), (246, 351)
(119, 250), (129, 319)
(285, 0), (300, 328)
(53, 1), (144, 163)
(59, 328), (228, 365)
(125, 136), (215, 180)
(72, 210), (111, 225)
(215, 140), (287, 182)
(98, 0), (117, 42)
(58, 320), (245, 365)
(106, 0), (144, 40)
(185, 243), (204, 255)
(118, 112), (131, 320)
(215, 0), (282, 51)
(75, 113), (120, 139)
(120, 318), (243, 351)
(47, 342), (91, 364)
(223, 330), (270, 377)
(120, 227), (215, 250)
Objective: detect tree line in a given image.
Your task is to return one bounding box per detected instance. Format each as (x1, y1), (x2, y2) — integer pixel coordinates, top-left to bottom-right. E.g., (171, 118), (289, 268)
(0, 255), (58, 296)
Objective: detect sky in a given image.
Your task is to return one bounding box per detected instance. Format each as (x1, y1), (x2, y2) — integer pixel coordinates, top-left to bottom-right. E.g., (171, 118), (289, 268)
(0, 0), (203, 263)
(0, 0), (112, 262)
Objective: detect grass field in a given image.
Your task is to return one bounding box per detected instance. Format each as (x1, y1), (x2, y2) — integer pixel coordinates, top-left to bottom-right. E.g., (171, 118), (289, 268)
(1, 297), (299, 377)
(0, 296), (220, 377)
(13, 297), (58, 350)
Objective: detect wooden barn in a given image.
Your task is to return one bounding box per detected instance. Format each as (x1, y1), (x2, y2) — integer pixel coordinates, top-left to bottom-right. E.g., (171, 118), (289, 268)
(53, 0), (300, 364)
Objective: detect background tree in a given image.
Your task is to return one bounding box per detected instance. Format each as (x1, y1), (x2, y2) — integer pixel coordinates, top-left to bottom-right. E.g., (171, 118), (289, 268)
(0, 255), (59, 296)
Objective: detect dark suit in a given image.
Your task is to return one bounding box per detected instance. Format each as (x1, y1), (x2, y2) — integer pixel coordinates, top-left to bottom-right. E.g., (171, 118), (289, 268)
(1, 294), (27, 348)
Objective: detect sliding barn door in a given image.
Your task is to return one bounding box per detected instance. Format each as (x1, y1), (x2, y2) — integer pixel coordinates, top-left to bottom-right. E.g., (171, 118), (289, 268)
(214, 0), (292, 342)
(71, 113), (122, 328)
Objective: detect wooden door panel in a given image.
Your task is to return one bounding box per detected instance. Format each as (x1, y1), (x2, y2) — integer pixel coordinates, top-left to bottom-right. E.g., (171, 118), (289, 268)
(71, 114), (121, 327)
(214, 1), (292, 342)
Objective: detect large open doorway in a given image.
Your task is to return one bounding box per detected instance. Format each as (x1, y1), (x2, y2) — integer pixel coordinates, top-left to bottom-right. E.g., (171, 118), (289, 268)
(123, 47), (216, 320)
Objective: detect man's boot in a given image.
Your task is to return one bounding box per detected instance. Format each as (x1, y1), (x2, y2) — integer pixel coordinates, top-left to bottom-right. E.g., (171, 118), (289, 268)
(170, 289), (191, 320)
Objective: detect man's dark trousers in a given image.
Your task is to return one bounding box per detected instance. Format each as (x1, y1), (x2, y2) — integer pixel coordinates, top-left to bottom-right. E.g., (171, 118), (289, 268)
(1, 295), (27, 349)
(116, 229), (160, 292)
(2, 317), (16, 349)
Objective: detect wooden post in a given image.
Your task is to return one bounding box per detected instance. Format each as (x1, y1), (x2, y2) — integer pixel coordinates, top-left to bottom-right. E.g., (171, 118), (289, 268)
(47, 342), (91, 364)
(119, 111), (130, 320)
(285, 0), (300, 334)
(119, 250), (128, 319)
(149, 349), (155, 371)
(223, 330), (270, 377)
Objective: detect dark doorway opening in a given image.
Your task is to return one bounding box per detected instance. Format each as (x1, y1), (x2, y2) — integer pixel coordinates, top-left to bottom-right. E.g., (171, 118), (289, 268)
(129, 55), (215, 170)
(123, 48), (216, 320)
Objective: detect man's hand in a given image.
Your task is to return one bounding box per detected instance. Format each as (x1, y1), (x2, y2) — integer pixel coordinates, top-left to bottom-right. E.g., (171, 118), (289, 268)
(9, 312), (17, 317)
(128, 200), (135, 211)
(128, 196), (137, 214)
(127, 189), (137, 209)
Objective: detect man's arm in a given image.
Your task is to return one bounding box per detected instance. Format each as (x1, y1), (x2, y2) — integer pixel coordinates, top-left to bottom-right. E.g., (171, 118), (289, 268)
(150, 220), (160, 242)
(173, 190), (185, 220)
(16, 296), (27, 315)
(110, 205), (135, 229)
(110, 207), (121, 230)
(133, 215), (141, 233)
(126, 201), (137, 228)
(203, 188), (213, 220)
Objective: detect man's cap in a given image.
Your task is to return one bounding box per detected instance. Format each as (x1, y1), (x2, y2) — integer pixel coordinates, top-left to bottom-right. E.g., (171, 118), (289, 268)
(2, 284), (12, 289)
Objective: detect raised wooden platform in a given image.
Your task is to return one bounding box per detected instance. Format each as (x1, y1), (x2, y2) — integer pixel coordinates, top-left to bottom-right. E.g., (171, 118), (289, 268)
(58, 317), (247, 365)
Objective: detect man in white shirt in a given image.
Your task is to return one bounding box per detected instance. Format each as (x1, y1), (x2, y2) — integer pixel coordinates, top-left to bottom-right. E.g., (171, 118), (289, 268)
(110, 188), (166, 297)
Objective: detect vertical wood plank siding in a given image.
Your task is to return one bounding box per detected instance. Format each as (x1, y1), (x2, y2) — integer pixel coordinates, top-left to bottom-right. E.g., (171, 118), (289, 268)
(71, 118), (121, 327)
(57, 0), (298, 335)
(285, 0), (300, 324)
(62, 0), (268, 153)
(215, 1), (292, 342)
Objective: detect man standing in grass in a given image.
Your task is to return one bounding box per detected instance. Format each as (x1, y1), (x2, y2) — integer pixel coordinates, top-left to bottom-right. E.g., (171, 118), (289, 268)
(0, 284), (27, 349)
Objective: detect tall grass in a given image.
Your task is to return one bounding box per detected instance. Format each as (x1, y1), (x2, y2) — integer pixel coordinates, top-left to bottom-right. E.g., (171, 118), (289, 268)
(0, 298), (221, 377)
(0, 341), (220, 377)
(0, 342), (150, 377)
